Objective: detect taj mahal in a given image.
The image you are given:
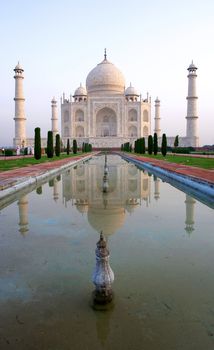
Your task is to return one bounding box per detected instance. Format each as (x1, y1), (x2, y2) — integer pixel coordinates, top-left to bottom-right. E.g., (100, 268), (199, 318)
(13, 50), (199, 149)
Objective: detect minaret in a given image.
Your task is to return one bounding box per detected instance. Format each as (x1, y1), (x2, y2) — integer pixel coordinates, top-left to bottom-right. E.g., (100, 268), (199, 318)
(185, 194), (196, 234)
(51, 97), (58, 138)
(13, 62), (26, 147)
(154, 97), (161, 137)
(186, 61), (199, 147)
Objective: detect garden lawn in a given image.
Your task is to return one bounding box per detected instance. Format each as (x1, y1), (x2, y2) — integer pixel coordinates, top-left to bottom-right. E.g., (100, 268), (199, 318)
(133, 153), (214, 169)
(0, 153), (83, 171)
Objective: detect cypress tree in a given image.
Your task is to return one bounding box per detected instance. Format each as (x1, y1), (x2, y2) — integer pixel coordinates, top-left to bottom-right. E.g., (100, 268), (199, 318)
(66, 139), (70, 155)
(138, 138), (143, 154)
(55, 134), (60, 157)
(161, 133), (167, 156)
(153, 132), (158, 155)
(47, 131), (54, 158)
(73, 139), (77, 154)
(148, 135), (153, 155)
(121, 144), (124, 151)
(142, 137), (146, 154)
(34, 127), (41, 160)
(174, 135), (179, 148)
(82, 142), (85, 152)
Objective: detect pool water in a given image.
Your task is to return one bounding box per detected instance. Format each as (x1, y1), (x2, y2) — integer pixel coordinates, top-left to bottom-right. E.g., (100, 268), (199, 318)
(0, 154), (214, 350)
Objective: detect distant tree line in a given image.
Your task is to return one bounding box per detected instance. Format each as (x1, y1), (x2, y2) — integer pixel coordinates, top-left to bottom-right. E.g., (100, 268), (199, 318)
(121, 133), (169, 157)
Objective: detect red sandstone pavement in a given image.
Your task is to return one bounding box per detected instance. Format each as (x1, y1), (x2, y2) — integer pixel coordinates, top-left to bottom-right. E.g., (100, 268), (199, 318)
(121, 153), (214, 184)
(0, 153), (214, 191)
(0, 154), (90, 190)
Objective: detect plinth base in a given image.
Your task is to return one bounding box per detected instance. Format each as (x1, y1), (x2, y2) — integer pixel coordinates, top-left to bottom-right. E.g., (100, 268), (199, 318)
(91, 290), (114, 311)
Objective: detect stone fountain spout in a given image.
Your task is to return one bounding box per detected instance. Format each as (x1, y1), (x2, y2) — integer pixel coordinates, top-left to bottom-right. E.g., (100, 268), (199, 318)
(92, 232), (114, 308)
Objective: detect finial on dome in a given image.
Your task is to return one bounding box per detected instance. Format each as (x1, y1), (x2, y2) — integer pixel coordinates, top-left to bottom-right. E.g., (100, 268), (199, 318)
(104, 48), (107, 60)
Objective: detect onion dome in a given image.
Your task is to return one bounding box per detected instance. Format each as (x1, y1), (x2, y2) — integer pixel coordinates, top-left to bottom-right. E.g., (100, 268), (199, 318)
(88, 207), (125, 236)
(74, 83), (87, 97)
(86, 51), (125, 94)
(125, 83), (139, 97)
(155, 96), (160, 103)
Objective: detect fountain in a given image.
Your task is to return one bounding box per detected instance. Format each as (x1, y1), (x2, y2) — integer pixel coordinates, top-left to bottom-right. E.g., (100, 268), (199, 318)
(92, 232), (114, 310)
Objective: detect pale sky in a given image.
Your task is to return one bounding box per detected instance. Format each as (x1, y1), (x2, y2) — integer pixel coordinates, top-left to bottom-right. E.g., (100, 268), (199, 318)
(0, 0), (214, 146)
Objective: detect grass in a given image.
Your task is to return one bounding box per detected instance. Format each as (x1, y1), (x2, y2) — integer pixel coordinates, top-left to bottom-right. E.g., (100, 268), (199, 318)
(0, 153), (84, 171)
(131, 153), (214, 169)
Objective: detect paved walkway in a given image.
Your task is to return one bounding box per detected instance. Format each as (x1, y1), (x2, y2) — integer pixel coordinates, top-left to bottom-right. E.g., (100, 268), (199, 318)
(0, 153), (214, 192)
(121, 153), (214, 185)
(0, 155), (90, 190)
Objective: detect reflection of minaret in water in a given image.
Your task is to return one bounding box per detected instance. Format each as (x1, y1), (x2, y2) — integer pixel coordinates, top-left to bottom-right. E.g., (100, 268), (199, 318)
(185, 194), (196, 234)
(53, 178), (59, 202)
(18, 195), (29, 236)
(153, 175), (160, 200)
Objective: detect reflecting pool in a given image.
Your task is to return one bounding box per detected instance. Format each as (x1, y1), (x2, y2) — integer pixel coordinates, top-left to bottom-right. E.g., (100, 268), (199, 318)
(0, 154), (214, 350)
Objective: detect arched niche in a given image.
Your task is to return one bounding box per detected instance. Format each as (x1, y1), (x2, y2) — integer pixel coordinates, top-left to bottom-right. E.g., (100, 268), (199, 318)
(143, 125), (148, 137)
(128, 126), (137, 137)
(64, 126), (69, 137)
(96, 107), (117, 137)
(75, 109), (84, 122)
(143, 110), (148, 122)
(64, 111), (69, 123)
(76, 125), (84, 137)
(128, 109), (137, 122)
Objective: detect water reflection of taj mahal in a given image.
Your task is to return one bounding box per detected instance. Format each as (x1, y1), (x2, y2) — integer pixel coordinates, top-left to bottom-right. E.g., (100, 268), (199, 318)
(62, 156), (150, 235)
(15, 156), (197, 236)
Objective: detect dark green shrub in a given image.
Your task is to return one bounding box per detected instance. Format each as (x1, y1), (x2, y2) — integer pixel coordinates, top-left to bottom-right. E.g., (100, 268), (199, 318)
(66, 139), (70, 155)
(174, 135), (179, 148)
(34, 127), (41, 160)
(161, 133), (167, 156)
(5, 149), (13, 156)
(153, 133), (158, 155)
(47, 131), (54, 158)
(172, 147), (194, 154)
(55, 134), (60, 156)
(73, 139), (77, 154)
(148, 135), (153, 155)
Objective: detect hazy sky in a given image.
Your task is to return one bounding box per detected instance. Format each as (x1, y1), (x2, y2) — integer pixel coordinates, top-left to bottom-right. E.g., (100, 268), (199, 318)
(0, 0), (214, 146)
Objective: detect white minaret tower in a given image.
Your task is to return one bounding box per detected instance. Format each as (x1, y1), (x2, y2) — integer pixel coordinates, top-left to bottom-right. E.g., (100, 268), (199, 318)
(186, 61), (199, 147)
(13, 62), (26, 147)
(51, 97), (58, 138)
(154, 97), (161, 137)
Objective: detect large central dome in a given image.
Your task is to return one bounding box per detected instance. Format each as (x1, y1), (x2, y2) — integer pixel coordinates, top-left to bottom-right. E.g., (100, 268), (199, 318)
(86, 55), (125, 95)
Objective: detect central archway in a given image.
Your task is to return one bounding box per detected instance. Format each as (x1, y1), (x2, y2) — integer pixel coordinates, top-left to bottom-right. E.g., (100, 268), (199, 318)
(96, 107), (117, 137)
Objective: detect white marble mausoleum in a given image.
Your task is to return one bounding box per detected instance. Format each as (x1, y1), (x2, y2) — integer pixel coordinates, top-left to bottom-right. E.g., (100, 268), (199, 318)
(13, 51), (199, 149)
